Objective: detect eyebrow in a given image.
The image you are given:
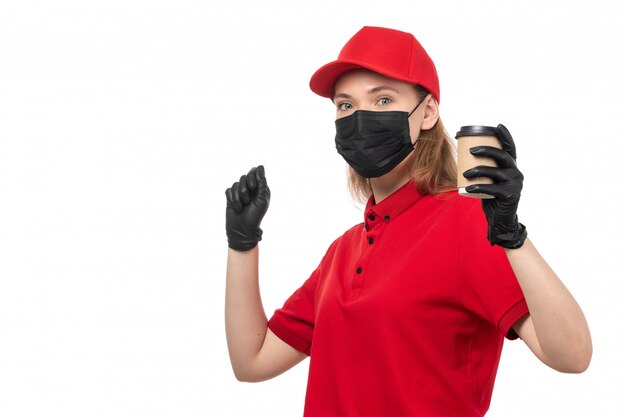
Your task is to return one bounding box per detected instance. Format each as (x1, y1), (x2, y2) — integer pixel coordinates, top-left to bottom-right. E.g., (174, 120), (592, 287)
(332, 85), (400, 102)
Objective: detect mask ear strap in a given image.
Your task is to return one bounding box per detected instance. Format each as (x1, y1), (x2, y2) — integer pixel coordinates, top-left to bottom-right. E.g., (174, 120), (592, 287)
(408, 94), (428, 117)
(409, 94), (430, 147)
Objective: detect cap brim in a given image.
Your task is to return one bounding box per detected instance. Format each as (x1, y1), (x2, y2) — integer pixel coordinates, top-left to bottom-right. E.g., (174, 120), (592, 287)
(309, 59), (414, 99)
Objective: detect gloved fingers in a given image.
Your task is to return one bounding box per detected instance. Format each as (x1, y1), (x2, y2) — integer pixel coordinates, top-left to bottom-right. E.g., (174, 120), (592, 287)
(237, 174), (251, 206)
(469, 146), (516, 169)
(246, 166), (258, 191)
(464, 183), (509, 200)
(255, 165), (270, 199)
(496, 124), (517, 160)
(463, 165), (510, 183)
(225, 184), (243, 213)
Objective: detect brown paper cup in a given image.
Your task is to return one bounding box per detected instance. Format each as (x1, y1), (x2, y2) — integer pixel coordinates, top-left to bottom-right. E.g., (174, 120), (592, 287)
(455, 126), (502, 199)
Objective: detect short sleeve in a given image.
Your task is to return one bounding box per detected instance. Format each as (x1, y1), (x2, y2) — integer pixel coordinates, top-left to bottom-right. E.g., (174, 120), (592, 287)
(267, 266), (320, 356)
(267, 237), (339, 356)
(459, 201), (530, 340)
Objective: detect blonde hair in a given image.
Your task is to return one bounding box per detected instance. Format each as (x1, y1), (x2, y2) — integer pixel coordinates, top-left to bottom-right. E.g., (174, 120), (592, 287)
(347, 85), (458, 204)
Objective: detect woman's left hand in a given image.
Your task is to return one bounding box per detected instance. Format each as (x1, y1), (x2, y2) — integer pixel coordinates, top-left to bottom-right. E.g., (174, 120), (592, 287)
(462, 123), (528, 249)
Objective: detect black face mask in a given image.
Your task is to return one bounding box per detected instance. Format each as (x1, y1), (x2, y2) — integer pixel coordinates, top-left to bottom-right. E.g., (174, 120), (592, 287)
(334, 95), (427, 178)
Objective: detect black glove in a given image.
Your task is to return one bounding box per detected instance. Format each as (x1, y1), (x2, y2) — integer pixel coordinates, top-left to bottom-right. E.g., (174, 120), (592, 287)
(225, 165), (271, 251)
(462, 124), (528, 249)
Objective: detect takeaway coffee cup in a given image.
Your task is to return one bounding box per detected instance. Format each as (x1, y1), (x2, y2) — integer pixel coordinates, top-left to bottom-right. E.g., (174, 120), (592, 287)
(455, 125), (502, 199)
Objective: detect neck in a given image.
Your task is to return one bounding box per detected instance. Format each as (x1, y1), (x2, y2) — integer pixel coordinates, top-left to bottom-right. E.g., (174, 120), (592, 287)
(370, 170), (412, 204)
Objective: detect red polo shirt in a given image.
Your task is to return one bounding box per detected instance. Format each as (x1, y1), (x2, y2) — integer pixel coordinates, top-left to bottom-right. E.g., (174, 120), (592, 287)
(267, 178), (529, 417)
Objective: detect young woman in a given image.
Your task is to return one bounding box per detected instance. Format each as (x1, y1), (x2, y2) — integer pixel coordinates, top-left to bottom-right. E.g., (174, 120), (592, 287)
(225, 26), (592, 417)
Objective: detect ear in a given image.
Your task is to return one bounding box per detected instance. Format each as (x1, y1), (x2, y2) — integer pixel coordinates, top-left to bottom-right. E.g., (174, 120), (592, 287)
(420, 95), (439, 130)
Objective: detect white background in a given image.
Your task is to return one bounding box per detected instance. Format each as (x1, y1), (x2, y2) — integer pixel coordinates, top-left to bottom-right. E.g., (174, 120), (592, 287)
(1, 1), (624, 416)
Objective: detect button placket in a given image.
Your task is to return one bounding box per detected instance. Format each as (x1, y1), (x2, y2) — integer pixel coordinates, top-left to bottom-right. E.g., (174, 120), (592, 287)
(352, 232), (372, 291)
(354, 210), (387, 298)
(365, 212), (376, 230)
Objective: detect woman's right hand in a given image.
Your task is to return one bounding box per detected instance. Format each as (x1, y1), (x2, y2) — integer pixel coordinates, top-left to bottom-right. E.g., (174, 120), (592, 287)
(225, 165), (271, 251)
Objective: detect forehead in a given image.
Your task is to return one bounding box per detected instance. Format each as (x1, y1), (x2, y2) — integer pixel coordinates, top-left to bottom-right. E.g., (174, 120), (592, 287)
(334, 68), (412, 94)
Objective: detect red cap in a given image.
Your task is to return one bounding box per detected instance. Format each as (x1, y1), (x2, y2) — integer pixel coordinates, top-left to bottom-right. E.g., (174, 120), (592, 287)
(309, 26), (440, 103)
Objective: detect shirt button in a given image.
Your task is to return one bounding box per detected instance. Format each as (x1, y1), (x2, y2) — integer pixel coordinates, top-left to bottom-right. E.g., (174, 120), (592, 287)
(356, 267), (362, 274)
(384, 215), (390, 222)
(368, 237), (374, 244)
(369, 214), (375, 221)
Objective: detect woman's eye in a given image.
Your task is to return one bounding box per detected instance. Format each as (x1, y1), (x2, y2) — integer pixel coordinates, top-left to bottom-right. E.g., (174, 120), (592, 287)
(377, 97), (392, 105)
(338, 102), (353, 111)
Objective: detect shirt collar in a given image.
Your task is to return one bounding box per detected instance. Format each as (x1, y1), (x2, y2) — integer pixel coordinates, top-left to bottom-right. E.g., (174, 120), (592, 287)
(363, 179), (424, 228)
